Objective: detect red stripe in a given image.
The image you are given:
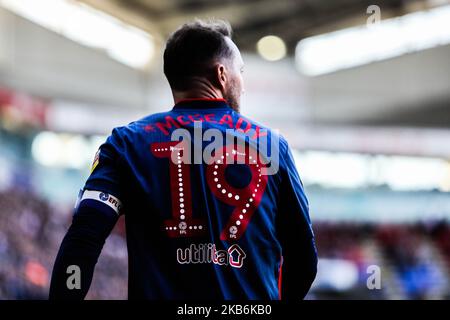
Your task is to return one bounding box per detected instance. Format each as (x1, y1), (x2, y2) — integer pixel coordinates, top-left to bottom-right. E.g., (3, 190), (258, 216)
(278, 256), (283, 300)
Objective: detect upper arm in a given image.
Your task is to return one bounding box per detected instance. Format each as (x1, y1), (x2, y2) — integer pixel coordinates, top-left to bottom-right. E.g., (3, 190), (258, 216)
(81, 127), (125, 216)
(276, 139), (314, 250)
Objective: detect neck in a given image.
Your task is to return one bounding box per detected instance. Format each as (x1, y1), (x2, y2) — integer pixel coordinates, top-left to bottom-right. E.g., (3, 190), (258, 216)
(173, 77), (224, 104)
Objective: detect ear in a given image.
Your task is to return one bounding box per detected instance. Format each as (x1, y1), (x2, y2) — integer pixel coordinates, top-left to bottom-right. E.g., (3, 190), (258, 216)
(215, 64), (227, 91)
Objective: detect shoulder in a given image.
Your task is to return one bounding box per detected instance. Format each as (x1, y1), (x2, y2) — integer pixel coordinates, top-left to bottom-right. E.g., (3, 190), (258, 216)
(278, 134), (290, 156)
(109, 109), (173, 138)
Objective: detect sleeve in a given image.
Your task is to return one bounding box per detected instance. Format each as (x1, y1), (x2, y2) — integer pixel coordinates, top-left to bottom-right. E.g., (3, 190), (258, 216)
(276, 139), (318, 300)
(83, 128), (125, 215)
(49, 201), (119, 300)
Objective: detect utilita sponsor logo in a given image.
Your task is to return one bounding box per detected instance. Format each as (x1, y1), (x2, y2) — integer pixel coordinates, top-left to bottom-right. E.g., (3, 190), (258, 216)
(177, 243), (246, 268)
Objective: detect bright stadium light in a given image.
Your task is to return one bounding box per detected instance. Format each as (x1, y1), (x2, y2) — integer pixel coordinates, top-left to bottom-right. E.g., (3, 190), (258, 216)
(0, 0), (155, 69)
(63, 134), (91, 169)
(31, 131), (105, 169)
(293, 151), (370, 189)
(296, 4), (450, 76)
(31, 131), (64, 167)
(292, 150), (450, 192)
(373, 155), (450, 191)
(257, 35), (287, 61)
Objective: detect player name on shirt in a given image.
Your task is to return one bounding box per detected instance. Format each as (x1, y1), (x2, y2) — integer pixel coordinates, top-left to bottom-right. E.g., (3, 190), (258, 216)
(143, 113), (268, 140)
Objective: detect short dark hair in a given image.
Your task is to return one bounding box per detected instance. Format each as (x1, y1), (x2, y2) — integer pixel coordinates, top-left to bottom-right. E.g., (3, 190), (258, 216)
(163, 19), (233, 91)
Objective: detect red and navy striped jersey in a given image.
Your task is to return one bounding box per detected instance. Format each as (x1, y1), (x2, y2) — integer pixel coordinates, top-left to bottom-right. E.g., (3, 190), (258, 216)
(82, 98), (316, 299)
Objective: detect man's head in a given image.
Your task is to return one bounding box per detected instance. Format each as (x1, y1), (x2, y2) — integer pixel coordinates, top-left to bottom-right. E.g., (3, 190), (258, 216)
(163, 19), (244, 112)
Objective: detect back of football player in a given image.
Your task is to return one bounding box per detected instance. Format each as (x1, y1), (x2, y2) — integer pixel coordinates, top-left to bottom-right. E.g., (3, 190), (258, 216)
(49, 19), (317, 300)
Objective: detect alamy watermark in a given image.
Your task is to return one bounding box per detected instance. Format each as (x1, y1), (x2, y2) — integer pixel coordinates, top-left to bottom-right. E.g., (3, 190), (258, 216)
(366, 264), (382, 290)
(66, 265), (81, 290)
(367, 5), (381, 27)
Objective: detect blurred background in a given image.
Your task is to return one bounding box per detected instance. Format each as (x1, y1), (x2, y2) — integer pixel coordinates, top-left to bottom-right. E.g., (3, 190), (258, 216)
(0, 0), (449, 300)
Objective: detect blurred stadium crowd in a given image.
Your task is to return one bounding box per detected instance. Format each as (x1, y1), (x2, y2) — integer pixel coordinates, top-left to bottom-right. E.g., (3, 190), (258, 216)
(0, 187), (128, 299)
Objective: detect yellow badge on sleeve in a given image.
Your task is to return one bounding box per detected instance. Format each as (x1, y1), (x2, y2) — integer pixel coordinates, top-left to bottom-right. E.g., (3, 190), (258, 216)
(90, 149), (100, 173)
